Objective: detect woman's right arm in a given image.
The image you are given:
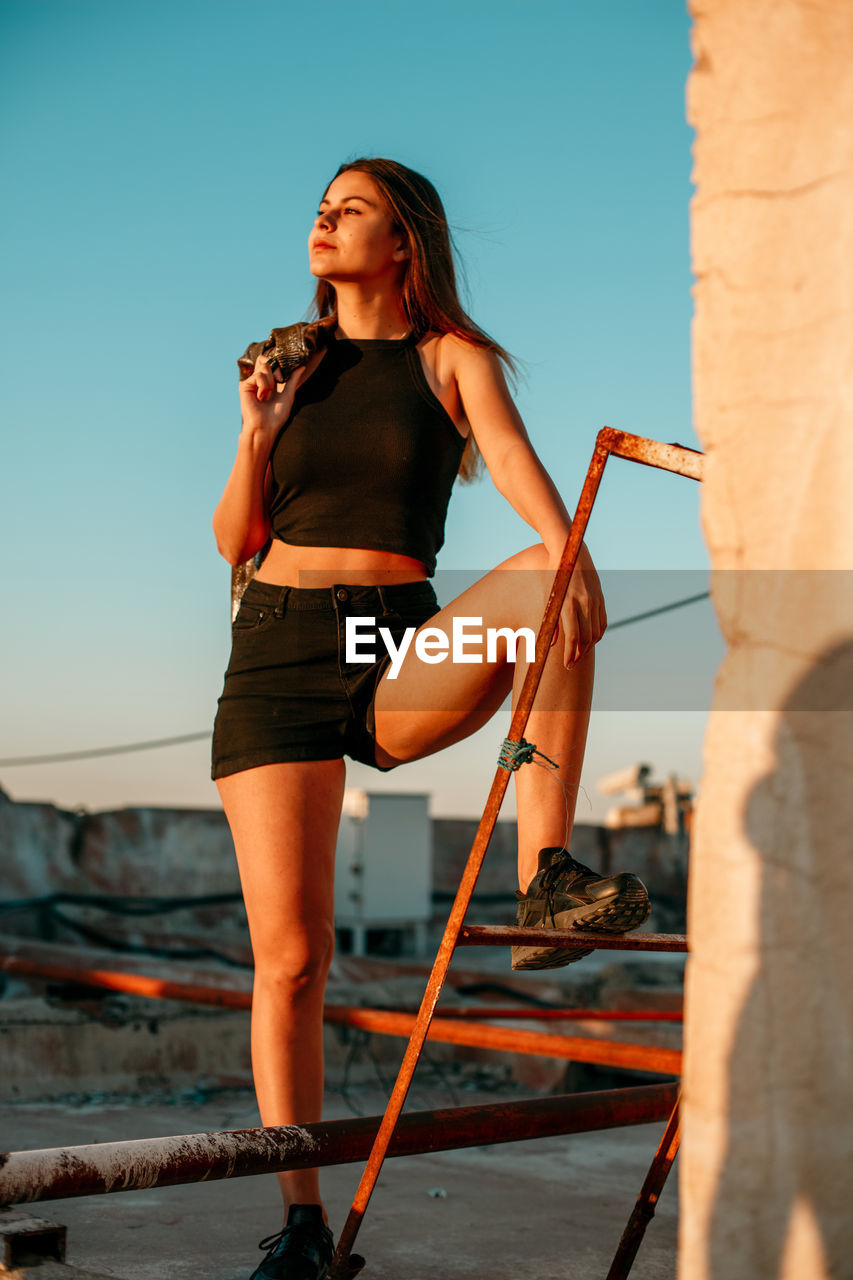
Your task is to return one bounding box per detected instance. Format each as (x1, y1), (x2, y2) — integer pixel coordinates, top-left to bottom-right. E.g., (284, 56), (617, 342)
(212, 360), (306, 565)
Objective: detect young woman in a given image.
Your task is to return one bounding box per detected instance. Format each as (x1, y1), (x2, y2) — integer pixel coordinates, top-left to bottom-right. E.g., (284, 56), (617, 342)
(211, 158), (649, 1280)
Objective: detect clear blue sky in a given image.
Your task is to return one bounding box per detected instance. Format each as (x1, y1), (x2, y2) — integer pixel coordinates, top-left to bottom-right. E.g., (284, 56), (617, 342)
(1, 0), (717, 820)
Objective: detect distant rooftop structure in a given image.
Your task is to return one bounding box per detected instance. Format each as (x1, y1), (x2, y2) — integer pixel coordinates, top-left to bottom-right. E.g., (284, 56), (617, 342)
(336, 790), (432, 956)
(598, 764), (693, 835)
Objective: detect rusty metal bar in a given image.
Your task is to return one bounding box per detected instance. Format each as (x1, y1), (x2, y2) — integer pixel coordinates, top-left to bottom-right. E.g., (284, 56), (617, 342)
(323, 1007), (681, 1074)
(329, 430), (617, 1276)
(0, 936), (687, 1006)
(430, 1008), (683, 1022)
(0, 1084), (678, 1208)
(606, 1095), (681, 1280)
(0, 948), (678, 1040)
(0, 932), (251, 984)
(0, 950), (253, 1011)
(599, 428), (705, 481)
(0, 950), (680, 1065)
(330, 428), (702, 1277)
(458, 925), (688, 952)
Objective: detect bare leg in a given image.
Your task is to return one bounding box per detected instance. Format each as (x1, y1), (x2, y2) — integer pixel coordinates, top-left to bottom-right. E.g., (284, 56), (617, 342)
(373, 543), (594, 890)
(216, 758), (346, 1224)
(513, 646), (594, 891)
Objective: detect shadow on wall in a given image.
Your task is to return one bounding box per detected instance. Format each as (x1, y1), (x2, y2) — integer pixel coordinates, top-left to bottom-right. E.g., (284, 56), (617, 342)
(708, 640), (853, 1278)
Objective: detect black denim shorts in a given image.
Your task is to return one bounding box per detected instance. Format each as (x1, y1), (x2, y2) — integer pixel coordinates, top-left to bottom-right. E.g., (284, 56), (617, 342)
(211, 578), (440, 780)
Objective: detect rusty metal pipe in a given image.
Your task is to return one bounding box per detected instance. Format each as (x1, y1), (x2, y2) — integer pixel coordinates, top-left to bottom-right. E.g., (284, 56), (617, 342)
(606, 1095), (681, 1280)
(458, 926), (688, 952)
(0, 952), (253, 1011)
(0, 952), (680, 1064)
(330, 429), (704, 1275)
(324, 1006), (681, 1074)
(330, 432), (617, 1275)
(0, 1084), (678, 1208)
(431, 1008), (683, 1022)
(1, 938), (687, 1008)
(598, 428), (705, 481)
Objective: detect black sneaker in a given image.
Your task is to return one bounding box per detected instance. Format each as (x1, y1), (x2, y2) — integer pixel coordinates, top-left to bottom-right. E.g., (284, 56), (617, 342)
(249, 1204), (335, 1280)
(511, 846), (651, 970)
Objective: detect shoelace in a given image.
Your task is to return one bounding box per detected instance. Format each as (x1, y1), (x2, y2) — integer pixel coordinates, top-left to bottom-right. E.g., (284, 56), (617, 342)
(538, 851), (594, 927)
(257, 1222), (332, 1269)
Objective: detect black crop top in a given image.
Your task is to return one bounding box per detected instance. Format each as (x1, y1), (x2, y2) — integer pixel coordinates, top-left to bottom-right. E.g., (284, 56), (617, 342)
(266, 334), (466, 576)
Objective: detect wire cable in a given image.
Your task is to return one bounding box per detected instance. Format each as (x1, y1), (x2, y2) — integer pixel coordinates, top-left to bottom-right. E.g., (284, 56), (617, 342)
(0, 590), (710, 767)
(605, 589), (709, 630)
(0, 731), (209, 767)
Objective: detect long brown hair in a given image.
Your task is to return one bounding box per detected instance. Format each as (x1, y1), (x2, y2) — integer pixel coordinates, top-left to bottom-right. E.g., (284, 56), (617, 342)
(311, 157), (514, 482)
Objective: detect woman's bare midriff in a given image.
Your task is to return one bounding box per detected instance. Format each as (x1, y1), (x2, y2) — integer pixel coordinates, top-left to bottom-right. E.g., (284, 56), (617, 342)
(253, 538), (429, 588)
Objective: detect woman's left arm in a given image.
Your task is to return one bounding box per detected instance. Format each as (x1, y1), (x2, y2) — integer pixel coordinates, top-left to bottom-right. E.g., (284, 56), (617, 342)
(451, 338), (607, 665)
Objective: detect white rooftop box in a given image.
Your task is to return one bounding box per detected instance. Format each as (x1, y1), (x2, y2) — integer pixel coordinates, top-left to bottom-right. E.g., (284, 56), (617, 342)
(335, 792), (432, 950)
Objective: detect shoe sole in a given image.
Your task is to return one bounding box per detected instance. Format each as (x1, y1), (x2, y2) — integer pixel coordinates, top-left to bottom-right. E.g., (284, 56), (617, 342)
(510, 879), (651, 970)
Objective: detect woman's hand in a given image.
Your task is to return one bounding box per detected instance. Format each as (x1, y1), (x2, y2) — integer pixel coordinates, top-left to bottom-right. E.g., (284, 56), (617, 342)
(239, 357), (307, 439)
(212, 357), (310, 566)
(552, 541), (607, 668)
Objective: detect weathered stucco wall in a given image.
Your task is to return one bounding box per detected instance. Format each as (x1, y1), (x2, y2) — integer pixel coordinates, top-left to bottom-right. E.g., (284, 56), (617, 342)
(684, 2), (853, 1278)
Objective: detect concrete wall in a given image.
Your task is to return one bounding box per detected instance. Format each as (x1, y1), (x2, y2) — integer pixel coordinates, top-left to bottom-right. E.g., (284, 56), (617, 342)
(0, 788), (250, 956)
(0, 790), (689, 941)
(683, 3), (853, 1277)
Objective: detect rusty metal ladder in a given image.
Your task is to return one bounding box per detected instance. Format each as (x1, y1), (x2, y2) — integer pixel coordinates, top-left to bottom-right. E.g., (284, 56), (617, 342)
(329, 427), (703, 1279)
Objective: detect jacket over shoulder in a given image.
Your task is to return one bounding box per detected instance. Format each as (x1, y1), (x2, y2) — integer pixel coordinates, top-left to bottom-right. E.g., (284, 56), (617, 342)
(236, 316), (337, 382)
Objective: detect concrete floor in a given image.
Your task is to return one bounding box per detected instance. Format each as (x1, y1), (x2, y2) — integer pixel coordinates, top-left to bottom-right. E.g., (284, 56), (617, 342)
(1, 1080), (678, 1280)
